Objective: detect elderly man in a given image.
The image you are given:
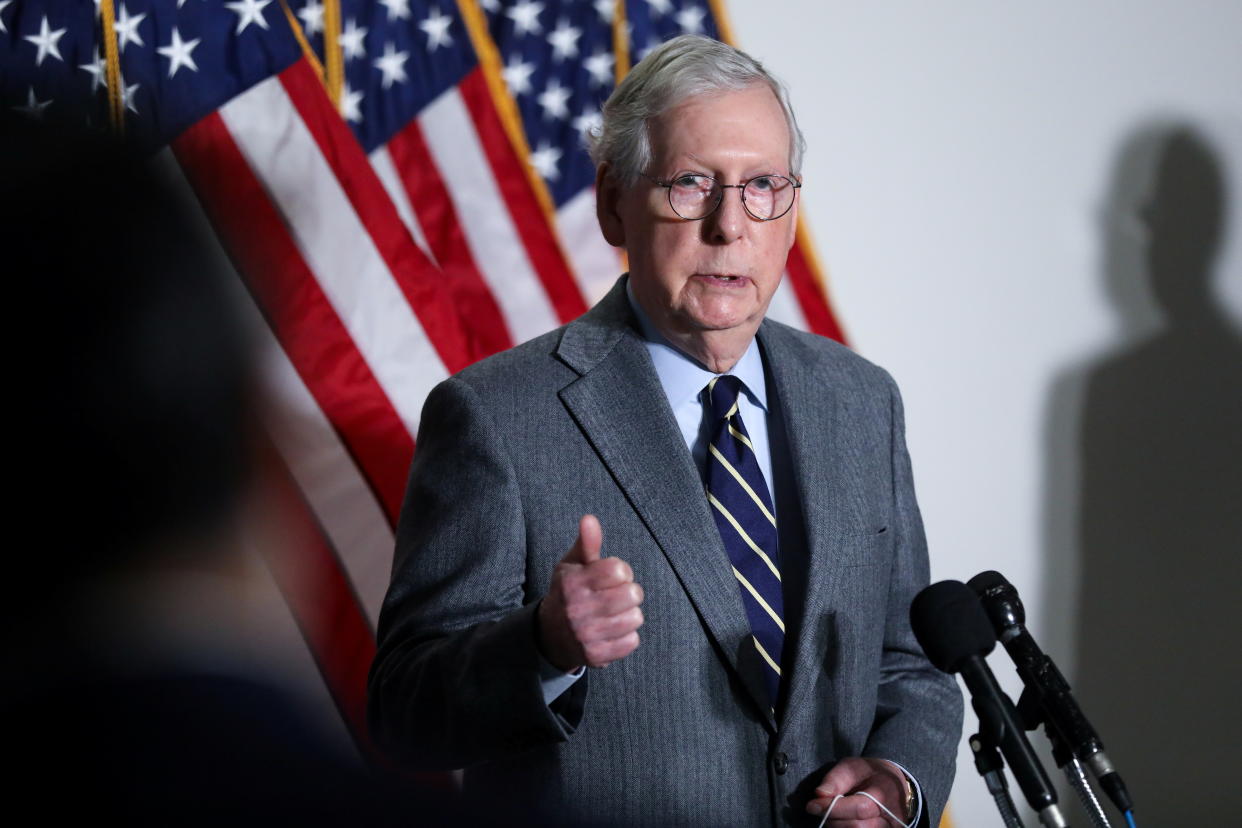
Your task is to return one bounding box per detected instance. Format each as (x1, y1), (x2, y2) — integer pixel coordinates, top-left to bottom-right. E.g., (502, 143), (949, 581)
(369, 35), (962, 827)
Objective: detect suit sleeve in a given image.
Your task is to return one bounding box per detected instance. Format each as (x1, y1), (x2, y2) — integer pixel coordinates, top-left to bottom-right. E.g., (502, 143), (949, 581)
(860, 373), (964, 824)
(366, 376), (587, 770)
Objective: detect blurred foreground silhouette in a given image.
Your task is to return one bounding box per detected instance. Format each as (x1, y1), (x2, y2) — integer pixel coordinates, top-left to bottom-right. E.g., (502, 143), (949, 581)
(0, 115), (477, 826)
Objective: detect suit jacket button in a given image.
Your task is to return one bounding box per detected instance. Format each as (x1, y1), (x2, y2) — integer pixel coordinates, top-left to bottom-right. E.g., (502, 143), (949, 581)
(773, 752), (789, 775)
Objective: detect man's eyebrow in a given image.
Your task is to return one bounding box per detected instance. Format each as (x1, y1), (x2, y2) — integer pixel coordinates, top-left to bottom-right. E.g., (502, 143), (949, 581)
(656, 153), (710, 173)
(673, 153), (787, 175)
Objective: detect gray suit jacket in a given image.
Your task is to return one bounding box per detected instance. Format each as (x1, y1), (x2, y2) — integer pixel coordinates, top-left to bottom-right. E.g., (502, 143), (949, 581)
(368, 279), (962, 826)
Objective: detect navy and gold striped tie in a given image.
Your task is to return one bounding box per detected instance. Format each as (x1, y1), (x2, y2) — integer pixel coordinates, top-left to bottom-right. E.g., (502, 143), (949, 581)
(704, 375), (784, 707)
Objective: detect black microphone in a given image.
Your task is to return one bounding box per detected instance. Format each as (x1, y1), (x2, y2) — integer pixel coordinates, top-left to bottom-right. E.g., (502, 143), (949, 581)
(911, 580), (1067, 827)
(968, 570), (1134, 816)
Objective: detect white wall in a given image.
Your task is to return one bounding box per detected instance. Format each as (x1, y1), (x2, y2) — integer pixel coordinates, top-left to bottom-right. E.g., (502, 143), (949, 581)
(729, 2), (1242, 824)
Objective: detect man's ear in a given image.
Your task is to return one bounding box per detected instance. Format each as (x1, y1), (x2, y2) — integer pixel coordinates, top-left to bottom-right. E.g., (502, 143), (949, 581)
(595, 163), (627, 248)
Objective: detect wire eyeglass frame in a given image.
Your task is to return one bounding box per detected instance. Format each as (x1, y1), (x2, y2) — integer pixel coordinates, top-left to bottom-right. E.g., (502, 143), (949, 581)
(642, 172), (802, 222)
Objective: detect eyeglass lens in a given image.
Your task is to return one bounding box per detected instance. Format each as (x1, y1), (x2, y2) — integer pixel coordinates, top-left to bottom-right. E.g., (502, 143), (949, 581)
(667, 174), (797, 221)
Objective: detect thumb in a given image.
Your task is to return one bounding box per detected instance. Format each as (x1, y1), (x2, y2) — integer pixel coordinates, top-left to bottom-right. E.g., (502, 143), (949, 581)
(564, 514), (603, 565)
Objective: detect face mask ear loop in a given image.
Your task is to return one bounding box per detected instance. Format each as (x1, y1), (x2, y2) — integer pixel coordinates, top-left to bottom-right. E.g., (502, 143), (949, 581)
(815, 791), (916, 828)
(815, 794), (846, 828)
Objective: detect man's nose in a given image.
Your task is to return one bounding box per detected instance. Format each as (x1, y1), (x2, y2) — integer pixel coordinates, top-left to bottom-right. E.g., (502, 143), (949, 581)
(703, 186), (747, 244)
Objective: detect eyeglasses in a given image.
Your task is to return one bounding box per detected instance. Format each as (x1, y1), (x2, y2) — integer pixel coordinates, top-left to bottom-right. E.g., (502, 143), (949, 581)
(643, 172), (801, 222)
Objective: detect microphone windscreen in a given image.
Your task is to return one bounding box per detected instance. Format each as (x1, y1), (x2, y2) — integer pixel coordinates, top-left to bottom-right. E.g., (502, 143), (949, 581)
(910, 580), (997, 673)
(967, 570), (1009, 595)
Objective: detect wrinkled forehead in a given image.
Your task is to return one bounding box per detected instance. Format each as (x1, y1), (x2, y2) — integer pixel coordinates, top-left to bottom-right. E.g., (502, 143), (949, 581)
(647, 85), (794, 172)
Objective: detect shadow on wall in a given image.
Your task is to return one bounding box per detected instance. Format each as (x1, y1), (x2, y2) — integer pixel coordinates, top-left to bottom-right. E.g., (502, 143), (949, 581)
(1043, 124), (1242, 824)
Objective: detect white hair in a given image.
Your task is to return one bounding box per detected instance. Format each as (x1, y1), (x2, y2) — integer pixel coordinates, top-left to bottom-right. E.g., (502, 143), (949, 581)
(586, 35), (806, 186)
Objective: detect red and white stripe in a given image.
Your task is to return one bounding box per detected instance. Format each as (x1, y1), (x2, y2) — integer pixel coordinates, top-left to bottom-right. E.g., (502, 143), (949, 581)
(255, 316), (395, 626)
(372, 127), (515, 358)
(168, 55), (482, 754)
(372, 67), (590, 357)
(159, 142), (396, 629)
(220, 82), (449, 432)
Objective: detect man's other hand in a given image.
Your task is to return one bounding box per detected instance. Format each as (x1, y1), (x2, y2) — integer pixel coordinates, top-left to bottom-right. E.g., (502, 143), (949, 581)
(805, 757), (913, 826)
(537, 515), (644, 672)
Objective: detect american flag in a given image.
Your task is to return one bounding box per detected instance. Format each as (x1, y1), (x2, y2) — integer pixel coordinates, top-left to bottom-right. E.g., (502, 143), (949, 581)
(2, 0), (846, 757)
(287, 0), (589, 355)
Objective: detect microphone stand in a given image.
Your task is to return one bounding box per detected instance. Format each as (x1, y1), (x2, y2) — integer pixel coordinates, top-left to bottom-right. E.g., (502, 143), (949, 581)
(969, 731), (1024, 828)
(1019, 688), (1114, 828)
(1062, 754), (1113, 828)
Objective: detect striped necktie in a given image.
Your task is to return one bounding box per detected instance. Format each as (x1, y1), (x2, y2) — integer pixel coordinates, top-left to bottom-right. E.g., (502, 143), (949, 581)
(704, 375), (784, 707)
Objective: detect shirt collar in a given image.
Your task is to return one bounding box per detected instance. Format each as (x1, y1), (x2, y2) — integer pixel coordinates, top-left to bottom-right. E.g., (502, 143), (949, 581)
(625, 276), (768, 411)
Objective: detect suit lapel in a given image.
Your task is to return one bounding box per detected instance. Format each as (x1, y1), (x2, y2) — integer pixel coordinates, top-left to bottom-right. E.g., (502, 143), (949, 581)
(760, 323), (873, 739)
(556, 282), (775, 729)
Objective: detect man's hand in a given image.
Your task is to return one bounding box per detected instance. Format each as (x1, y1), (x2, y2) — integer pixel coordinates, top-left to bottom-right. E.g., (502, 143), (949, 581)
(805, 757), (913, 826)
(537, 515), (644, 672)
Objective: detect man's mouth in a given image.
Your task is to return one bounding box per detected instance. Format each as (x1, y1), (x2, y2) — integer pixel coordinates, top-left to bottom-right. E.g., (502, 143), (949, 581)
(697, 273), (746, 284)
